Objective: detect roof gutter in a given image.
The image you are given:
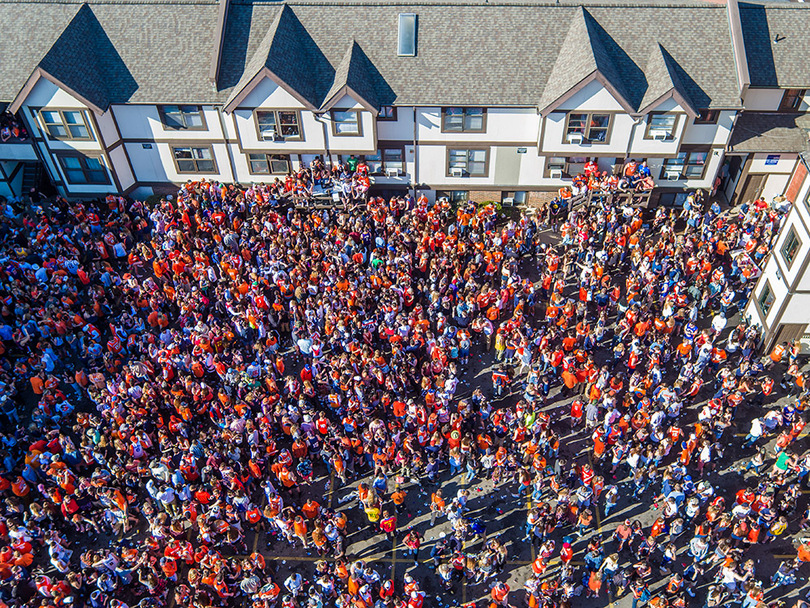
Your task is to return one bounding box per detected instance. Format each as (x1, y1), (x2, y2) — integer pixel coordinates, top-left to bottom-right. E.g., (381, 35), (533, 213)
(209, 0), (231, 85)
(726, 0), (750, 99)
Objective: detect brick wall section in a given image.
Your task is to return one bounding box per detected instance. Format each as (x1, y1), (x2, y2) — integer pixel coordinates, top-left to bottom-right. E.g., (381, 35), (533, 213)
(527, 191), (558, 206)
(785, 161), (808, 203)
(468, 191), (502, 204)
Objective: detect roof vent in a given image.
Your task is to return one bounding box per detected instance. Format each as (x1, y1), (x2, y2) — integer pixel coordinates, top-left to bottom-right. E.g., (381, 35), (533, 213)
(398, 13), (417, 57)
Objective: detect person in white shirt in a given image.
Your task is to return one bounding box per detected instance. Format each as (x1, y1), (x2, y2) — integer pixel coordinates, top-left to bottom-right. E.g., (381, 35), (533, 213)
(743, 418), (764, 448)
(711, 311), (727, 334)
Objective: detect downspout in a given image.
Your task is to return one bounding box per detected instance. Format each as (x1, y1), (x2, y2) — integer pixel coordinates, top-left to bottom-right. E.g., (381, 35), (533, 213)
(412, 106), (418, 199)
(314, 112), (331, 165)
(216, 106), (238, 183)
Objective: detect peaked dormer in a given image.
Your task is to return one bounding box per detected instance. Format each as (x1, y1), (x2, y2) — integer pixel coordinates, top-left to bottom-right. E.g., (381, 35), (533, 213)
(538, 7), (634, 116)
(223, 5), (332, 112)
(320, 41), (382, 115)
(637, 44), (698, 118)
(9, 4), (135, 115)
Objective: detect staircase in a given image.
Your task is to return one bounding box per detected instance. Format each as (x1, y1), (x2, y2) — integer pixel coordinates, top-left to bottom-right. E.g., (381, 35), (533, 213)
(20, 162), (41, 194)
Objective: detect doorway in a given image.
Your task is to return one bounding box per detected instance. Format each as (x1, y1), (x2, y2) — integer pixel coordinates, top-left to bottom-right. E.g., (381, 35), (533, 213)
(736, 173), (766, 206)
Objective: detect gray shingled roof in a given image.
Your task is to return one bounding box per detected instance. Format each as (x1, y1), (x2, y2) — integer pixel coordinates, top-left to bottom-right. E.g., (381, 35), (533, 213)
(224, 5), (332, 109)
(638, 44), (696, 115)
(321, 40), (394, 111)
(538, 7), (633, 113)
(739, 2), (810, 88)
(0, 0), (743, 111)
(729, 112), (810, 154)
(0, 0), (220, 106)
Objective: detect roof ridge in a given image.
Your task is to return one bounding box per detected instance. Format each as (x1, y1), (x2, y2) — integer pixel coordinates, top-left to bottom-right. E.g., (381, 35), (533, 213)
(232, 0), (722, 6)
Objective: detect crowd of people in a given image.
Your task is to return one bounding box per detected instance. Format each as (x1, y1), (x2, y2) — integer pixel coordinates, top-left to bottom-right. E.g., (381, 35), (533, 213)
(0, 155), (807, 608)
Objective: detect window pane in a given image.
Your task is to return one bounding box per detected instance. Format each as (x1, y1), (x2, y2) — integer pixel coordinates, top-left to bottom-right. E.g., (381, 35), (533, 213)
(256, 111), (277, 138)
(364, 152), (383, 174)
(65, 169), (86, 183)
(759, 284), (774, 315)
(567, 114), (587, 133)
(277, 112), (299, 137)
(176, 160), (196, 172)
(62, 157), (82, 169)
(380, 106), (395, 118)
(162, 106), (185, 129)
(85, 157), (104, 170)
(182, 107), (204, 128)
(333, 111), (358, 134)
(448, 150), (466, 168)
(88, 170), (108, 183)
(41, 111), (61, 124)
(178, 106), (202, 126)
(196, 160), (215, 172)
(173, 148), (192, 160)
(464, 108), (484, 131)
(269, 155), (290, 174)
(782, 230), (800, 265)
(468, 150), (486, 175)
(590, 115), (610, 128)
(649, 114), (676, 131)
(68, 124), (89, 138)
(63, 111), (83, 125)
(683, 152), (707, 178)
(468, 162), (485, 175)
(192, 148), (212, 160)
(249, 154), (270, 174)
(398, 13), (416, 56)
(444, 108), (464, 131)
(383, 149), (404, 171)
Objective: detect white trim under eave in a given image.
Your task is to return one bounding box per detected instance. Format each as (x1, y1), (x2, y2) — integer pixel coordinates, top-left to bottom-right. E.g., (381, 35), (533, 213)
(319, 85), (378, 116)
(222, 67), (317, 114)
(539, 71), (636, 118)
(8, 67), (106, 116)
(636, 89), (698, 120)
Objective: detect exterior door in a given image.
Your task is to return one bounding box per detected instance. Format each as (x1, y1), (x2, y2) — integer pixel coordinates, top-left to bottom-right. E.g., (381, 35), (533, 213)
(773, 323), (807, 352)
(737, 173), (766, 206)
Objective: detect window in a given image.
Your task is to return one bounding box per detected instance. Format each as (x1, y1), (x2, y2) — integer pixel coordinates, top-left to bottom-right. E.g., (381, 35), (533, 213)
(645, 113), (678, 139)
(442, 108), (485, 133)
(248, 153), (291, 175)
(546, 157), (567, 177)
(503, 191), (527, 205)
(362, 148), (405, 175)
(437, 191), (469, 204)
(364, 152), (383, 174)
(565, 113), (611, 143)
(331, 111), (361, 136)
(447, 149), (488, 177)
(758, 281), (775, 317)
(781, 227), (801, 269)
(780, 89), (806, 112)
(383, 148), (404, 173)
(39, 109), (92, 140)
(172, 146), (216, 173)
(694, 109), (719, 125)
(398, 13), (417, 57)
(159, 105), (205, 130)
(379, 106), (397, 121)
(255, 110), (301, 140)
(660, 150), (709, 180)
(56, 154), (109, 185)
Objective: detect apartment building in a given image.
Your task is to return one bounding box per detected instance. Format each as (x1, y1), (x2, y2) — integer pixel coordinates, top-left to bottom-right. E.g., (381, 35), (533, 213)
(723, 2), (810, 207)
(0, 0), (800, 206)
(743, 153), (810, 350)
